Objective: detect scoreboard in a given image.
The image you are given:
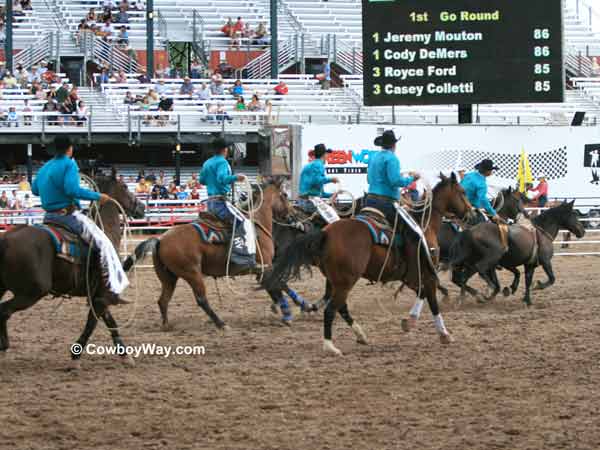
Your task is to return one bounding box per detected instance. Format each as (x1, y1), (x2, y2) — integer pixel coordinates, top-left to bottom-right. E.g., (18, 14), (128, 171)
(362, 0), (564, 106)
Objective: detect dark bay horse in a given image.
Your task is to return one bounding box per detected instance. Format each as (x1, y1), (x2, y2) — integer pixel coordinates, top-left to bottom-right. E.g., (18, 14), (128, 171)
(122, 178), (289, 331)
(450, 201), (585, 305)
(0, 169), (145, 365)
(266, 173), (472, 355)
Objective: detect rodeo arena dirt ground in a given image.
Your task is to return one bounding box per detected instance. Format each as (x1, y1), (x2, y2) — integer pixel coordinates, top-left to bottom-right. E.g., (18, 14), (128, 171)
(0, 238), (599, 450)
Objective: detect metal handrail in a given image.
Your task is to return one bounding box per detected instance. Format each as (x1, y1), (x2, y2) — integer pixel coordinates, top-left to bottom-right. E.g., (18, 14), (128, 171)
(13, 32), (54, 69)
(81, 33), (140, 73)
(192, 10), (208, 67)
(244, 36), (298, 78)
(157, 10), (168, 39)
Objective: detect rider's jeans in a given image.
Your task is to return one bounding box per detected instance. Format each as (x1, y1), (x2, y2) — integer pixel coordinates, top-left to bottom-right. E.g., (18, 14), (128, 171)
(44, 212), (84, 235)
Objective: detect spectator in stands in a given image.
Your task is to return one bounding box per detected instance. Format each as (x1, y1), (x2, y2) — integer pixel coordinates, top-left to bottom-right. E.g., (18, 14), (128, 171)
(169, 66), (183, 79)
(23, 193), (33, 210)
(235, 97), (246, 111)
(180, 76), (195, 96)
(248, 94), (263, 112)
(4, 72), (17, 89)
(117, 26), (129, 46)
(264, 99), (273, 124)
(9, 190), (20, 210)
(231, 79), (244, 98)
(120, 0), (129, 11)
(319, 60), (332, 90)
(274, 80), (288, 95)
(155, 64), (168, 79)
(85, 8), (97, 26)
(18, 175), (30, 191)
(150, 184), (160, 200)
(99, 68), (110, 85)
(210, 78), (225, 96)
(43, 99), (58, 125)
(167, 182), (177, 199)
(147, 88), (159, 105)
(124, 91), (137, 105)
(221, 17), (234, 37)
(76, 100), (88, 126)
(233, 17), (244, 35)
(215, 102), (230, 123)
(190, 59), (203, 79)
(140, 95), (152, 124)
(211, 69), (223, 85)
(13, 0), (24, 17)
(22, 99), (32, 126)
(157, 183), (169, 199)
(115, 6), (129, 23)
(56, 82), (70, 104)
(69, 86), (80, 104)
(253, 22), (269, 46)
(15, 65), (28, 87)
(157, 96), (173, 126)
(197, 82), (210, 101)
(7, 107), (18, 127)
(190, 187), (200, 201)
(100, 20), (113, 41)
(136, 169), (145, 181)
(175, 185), (188, 201)
(115, 69), (127, 83)
(103, 0), (115, 11)
(0, 106), (7, 126)
(137, 69), (150, 84)
(155, 79), (169, 95)
(0, 191), (8, 209)
(135, 179), (149, 194)
(242, 23), (253, 41)
(59, 97), (76, 125)
(187, 173), (199, 189)
(131, 1), (143, 11)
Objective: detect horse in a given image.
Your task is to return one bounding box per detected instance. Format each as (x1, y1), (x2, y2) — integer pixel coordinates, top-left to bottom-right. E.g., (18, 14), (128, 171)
(524, 198), (573, 249)
(450, 201), (585, 305)
(0, 168), (146, 366)
(265, 173), (472, 355)
(122, 178), (289, 331)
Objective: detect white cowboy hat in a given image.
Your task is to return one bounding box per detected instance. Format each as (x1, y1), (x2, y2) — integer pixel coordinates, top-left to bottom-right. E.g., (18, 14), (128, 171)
(537, 173), (547, 179)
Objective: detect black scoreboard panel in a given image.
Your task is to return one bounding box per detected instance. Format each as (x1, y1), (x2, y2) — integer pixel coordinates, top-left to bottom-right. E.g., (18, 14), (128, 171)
(362, 0), (564, 106)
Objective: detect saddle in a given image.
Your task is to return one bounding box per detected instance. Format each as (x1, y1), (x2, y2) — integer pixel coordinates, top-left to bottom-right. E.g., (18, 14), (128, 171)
(193, 212), (230, 244)
(286, 204), (327, 233)
(35, 223), (88, 264)
(497, 223), (510, 252)
(354, 208), (394, 247)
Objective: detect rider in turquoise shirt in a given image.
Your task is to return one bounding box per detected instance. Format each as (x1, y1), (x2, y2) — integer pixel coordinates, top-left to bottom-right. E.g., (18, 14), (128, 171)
(297, 143), (339, 214)
(364, 130), (418, 225)
(461, 159), (500, 222)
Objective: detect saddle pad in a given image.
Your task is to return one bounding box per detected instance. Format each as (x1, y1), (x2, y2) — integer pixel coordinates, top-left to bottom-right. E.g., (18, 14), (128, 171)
(34, 224), (83, 263)
(310, 197), (340, 224)
(355, 215), (392, 246)
(191, 221), (228, 244)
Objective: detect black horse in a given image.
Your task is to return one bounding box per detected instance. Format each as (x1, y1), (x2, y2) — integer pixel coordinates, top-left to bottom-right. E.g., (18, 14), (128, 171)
(0, 169), (145, 366)
(450, 201), (585, 305)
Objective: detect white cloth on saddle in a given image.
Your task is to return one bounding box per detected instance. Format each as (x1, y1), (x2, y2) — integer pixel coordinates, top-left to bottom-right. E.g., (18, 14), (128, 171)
(225, 202), (256, 255)
(393, 202), (437, 275)
(310, 197), (340, 224)
(73, 211), (129, 295)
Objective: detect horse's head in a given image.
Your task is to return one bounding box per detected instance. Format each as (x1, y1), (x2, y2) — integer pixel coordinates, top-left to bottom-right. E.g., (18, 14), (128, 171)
(259, 176), (291, 220)
(95, 168), (146, 219)
(556, 200), (586, 238)
(433, 172), (472, 220)
(497, 186), (527, 220)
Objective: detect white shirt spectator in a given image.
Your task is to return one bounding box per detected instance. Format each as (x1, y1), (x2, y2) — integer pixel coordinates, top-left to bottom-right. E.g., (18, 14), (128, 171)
(101, 23), (113, 35)
(197, 84), (211, 100)
(155, 81), (170, 95)
(103, 0), (115, 8)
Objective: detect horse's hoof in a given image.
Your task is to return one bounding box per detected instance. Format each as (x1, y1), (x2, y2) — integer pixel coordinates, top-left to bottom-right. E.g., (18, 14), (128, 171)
(161, 323), (174, 332)
(476, 294), (487, 304)
(352, 323), (369, 345)
(401, 316), (417, 333)
(502, 287), (511, 297)
(218, 324), (231, 334)
(533, 281), (544, 291)
(439, 333), (453, 345)
(270, 304), (279, 315)
(302, 303), (319, 313)
(323, 339), (343, 356)
(281, 316), (293, 327)
(122, 355), (136, 367)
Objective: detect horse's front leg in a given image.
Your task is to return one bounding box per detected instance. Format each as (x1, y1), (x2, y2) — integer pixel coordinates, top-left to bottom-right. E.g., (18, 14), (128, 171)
(502, 266), (521, 297)
(423, 277), (452, 344)
(534, 258), (555, 291)
(522, 265), (536, 306)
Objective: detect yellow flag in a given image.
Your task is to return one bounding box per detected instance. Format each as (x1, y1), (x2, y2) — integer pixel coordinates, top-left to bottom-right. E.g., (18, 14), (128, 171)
(517, 149), (533, 192)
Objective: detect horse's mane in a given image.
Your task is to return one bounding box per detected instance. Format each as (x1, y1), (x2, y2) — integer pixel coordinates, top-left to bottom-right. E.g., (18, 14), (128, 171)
(532, 202), (570, 227)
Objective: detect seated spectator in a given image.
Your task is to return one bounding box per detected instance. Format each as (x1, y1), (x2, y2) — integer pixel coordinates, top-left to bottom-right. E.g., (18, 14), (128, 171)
(76, 100), (88, 126)
(117, 25), (129, 45)
(115, 6), (129, 22)
(215, 102), (231, 123)
(197, 82), (210, 100)
(147, 88), (159, 105)
(233, 17), (244, 35)
(180, 76), (195, 96)
(56, 82), (70, 103)
(114, 69), (127, 83)
(274, 80), (288, 95)
(120, 0), (129, 11)
(155, 63), (168, 79)
(167, 182), (178, 199)
(157, 96), (173, 126)
(18, 175), (30, 191)
(0, 191), (8, 209)
(154, 183), (169, 199)
(157, 170), (166, 185)
(169, 66), (183, 78)
(99, 20), (113, 40)
(136, 169), (145, 181)
(211, 70), (223, 85)
(4, 72), (17, 89)
(231, 79), (244, 98)
(135, 179), (149, 194)
(0, 106), (7, 126)
(190, 59), (203, 79)
(13, 0), (24, 17)
(85, 8), (97, 26)
(221, 17), (233, 37)
(42, 99), (58, 125)
(137, 69), (150, 84)
(139, 95), (152, 124)
(248, 94), (263, 112)
(59, 98), (76, 124)
(99, 67), (110, 84)
(22, 193), (33, 210)
(235, 97), (246, 111)
(69, 86), (80, 104)
(188, 173), (200, 189)
(124, 90), (137, 105)
(7, 107), (18, 127)
(253, 22), (269, 46)
(22, 99), (32, 125)
(242, 23), (253, 40)
(155, 78), (169, 95)
(9, 190), (21, 210)
(190, 187), (200, 200)
(210, 79), (225, 96)
(176, 186), (188, 200)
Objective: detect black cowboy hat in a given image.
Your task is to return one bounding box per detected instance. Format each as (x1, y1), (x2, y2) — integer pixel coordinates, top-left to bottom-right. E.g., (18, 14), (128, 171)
(475, 158), (499, 172)
(312, 143), (332, 159)
(374, 130), (400, 148)
(51, 135), (73, 155)
(212, 137), (231, 151)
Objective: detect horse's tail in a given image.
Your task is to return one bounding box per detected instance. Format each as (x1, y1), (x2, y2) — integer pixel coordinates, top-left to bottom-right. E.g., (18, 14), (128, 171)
(449, 230), (470, 268)
(123, 237), (159, 272)
(265, 230), (326, 290)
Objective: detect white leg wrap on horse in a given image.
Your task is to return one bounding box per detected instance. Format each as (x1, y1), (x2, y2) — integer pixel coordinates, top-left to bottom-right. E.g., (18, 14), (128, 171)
(323, 339), (343, 356)
(409, 299), (425, 319)
(433, 314), (449, 335)
(351, 322), (368, 344)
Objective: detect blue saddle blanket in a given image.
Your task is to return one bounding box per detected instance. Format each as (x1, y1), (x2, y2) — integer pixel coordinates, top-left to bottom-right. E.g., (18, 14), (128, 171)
(191, 221), (228, 244)
(34, 224), (85, 263)
(354, 215), (394, 246)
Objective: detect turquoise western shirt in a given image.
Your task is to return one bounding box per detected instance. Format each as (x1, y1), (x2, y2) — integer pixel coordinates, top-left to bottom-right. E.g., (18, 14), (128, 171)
(461, 171), (496, 216)
(367, 150), (414, 200)
(299, 159), (333, 198)
(31, 155), (101, 211)
(199, 154), (238, 196)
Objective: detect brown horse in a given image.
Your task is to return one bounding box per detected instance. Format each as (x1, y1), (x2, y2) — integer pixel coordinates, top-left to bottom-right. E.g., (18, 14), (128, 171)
(266, 173), (472, 355)
(122, 178), (289, 331)
(0, 169), (145, 365)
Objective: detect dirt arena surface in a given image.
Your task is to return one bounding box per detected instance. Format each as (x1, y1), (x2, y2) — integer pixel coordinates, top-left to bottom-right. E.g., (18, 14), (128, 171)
(1, 256), (599, 450)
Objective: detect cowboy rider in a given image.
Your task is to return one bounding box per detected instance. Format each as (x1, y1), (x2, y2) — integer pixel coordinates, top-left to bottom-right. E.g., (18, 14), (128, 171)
(199, 137), (256, 270)
(31, 135), (121, 303)
(297, 143), (339, 215)
(363, 130), (419, 226)
(461, 159), (502, 224)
